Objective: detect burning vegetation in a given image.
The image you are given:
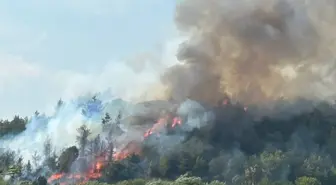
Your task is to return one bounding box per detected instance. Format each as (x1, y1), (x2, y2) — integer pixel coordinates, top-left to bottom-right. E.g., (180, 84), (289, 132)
(1, 0), (336, 185)
(3, 94), (336, 185)
(46, 107), (185, 185)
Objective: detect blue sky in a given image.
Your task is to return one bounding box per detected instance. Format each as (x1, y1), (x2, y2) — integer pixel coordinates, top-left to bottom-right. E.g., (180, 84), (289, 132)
(0, 0), (179, 119)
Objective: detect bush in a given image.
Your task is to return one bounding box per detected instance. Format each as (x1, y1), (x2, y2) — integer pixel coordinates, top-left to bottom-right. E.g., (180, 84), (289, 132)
(174, 174), (204, 185)
(145, 179), (172, 185)
(206, 180), (226, 185)
(116, 179), (147, 185)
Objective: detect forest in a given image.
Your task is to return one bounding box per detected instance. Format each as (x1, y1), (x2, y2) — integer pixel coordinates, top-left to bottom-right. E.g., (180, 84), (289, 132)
(1, 0), (336, 184)
(0, 97), (336, 185)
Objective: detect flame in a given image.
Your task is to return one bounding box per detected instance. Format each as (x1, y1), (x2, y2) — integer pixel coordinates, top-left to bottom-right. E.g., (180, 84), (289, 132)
(172, 117), (182, 128)
(47, 161), (103, 185)
(144, 114), (182, 138)
(48, 173), (65, 183)
(48, 113), (183, 185)
(113, 141), (142, 161)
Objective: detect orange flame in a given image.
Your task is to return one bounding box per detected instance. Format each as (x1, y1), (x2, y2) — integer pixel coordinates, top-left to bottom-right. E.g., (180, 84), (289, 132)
(48, 114), (183, 185)
(144, 115), (182, 138)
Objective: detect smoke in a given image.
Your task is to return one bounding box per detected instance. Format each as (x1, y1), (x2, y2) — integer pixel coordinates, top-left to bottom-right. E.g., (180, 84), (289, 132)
(0, 99), (106, 165)
(2, 1), (336, 183)
(177, 99), (214, 131)
(160, 0), (336, 105)
(142, 99), (215, 155)
(0, 33), (185, 166)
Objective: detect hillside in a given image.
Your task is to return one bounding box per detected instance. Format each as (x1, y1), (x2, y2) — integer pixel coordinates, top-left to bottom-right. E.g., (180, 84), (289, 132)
(1, 97), (336, 185)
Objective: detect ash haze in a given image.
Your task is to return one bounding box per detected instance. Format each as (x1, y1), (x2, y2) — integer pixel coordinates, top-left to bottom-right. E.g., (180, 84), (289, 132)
(0, 0), (178, 119)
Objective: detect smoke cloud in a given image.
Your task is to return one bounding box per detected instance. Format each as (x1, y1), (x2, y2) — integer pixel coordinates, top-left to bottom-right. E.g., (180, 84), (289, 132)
(160, 0), (336, 105)
(0, 100), (105, 165)
(0, 33), (187, 169)
(2, 1), (336, 182)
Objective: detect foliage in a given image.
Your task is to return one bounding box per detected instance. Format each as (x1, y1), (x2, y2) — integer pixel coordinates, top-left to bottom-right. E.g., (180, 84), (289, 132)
(294, 176), (321, 185)
(0, 116), (27, 137)
(76, 124), (92, 156)
(58, 146), (79, 173)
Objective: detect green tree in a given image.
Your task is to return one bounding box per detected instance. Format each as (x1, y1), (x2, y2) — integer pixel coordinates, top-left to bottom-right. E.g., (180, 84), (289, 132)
(174, 174), (204, 185)
(16, 157), (23, 176)
(207, 180), (226, 185)
(158, 157), (169, 177)
(295, 176), (321, 185)
(45, 152), (58, 171)
(178, 153), (192, 174)
(258, 178), (293, 185)
(34, 111), (40, 117)
(260, 150), (288, 180)
(102, 160), (136, 183)
(102, 113), (111, 125)
(32, 176), (47, 185)
(244, 156), (263, 185)
(300, 153), (332, 178)
(208, 151), (246, 182)
(43, 137), (52, 159)
(88, 134), (104, 161)
(0, 151), (15, 172)
(0, 178), (8, 185)
(76, 124), (91, 156)
(327, 129), (336, 162)
(18, 181), (32, 185)
(42, 137), (57, 171)
(31, 151), (41, 168)
(115, 179), (147, 185)
(58, 146), (79, 173)
(145, 179), (171, 185)
(25, 160), (32, 175)
(55, 99), (64, 112)
(192, 156), (208, 176)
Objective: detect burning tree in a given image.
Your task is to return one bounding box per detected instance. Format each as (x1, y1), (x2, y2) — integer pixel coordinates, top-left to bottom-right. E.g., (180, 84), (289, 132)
(46, 102), (186, 184)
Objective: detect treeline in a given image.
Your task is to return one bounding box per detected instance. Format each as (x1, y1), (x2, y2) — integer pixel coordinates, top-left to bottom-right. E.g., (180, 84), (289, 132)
(1, 98), (336, 185)
(0, 116), (27, 137)
(0, 174), (324, 185)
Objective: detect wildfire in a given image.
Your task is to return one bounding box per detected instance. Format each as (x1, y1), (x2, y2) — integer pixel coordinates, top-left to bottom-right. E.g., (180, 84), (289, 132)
(47, 159), (103, 185)
(144, 115), (182, 138)
(113, 141), (142, 161)
(48, 114), (183, 185)
(172, 117), (182, 128)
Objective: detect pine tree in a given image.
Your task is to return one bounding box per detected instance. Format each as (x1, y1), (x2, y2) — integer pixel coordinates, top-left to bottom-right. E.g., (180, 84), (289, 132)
(25, 160), (32, 175)
(31, 151), (41, 169)
(76, 124), (91, 156)
(16, 157), (23, 176)
(43, 137), (52, 159)
(102, 113), (111, 125)
(55, 99), (64, 111)
(34, 111), (40, 117)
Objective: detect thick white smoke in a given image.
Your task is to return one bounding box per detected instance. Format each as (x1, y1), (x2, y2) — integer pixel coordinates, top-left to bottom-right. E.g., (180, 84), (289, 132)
(0, 36), (186, 166)
(0, 101), (102, 165)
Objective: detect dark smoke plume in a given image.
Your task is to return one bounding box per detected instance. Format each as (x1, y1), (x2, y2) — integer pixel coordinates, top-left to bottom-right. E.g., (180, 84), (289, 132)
(161, 0), (336, 105)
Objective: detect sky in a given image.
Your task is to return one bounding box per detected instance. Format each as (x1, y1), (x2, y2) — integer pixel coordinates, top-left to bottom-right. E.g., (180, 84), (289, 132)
(0, 0), (179, 119)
